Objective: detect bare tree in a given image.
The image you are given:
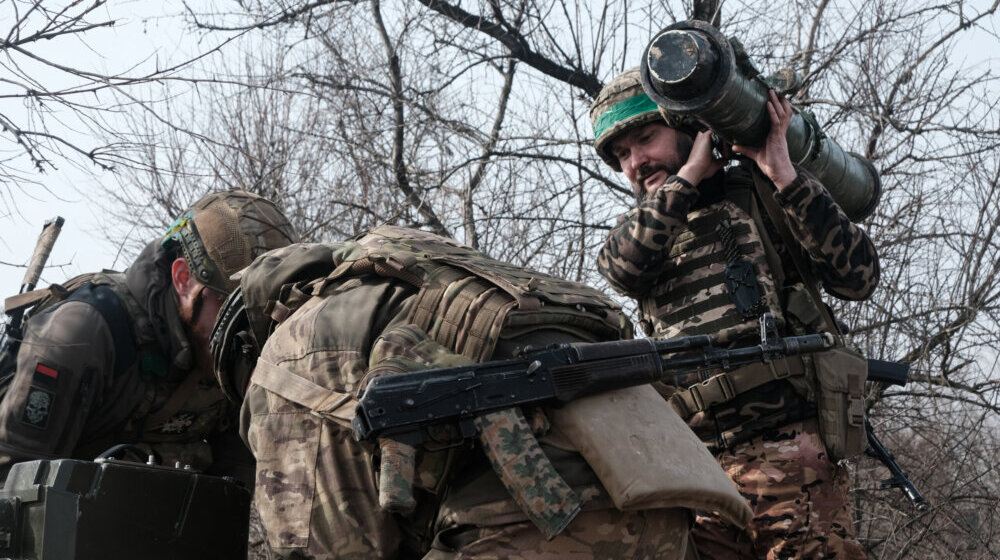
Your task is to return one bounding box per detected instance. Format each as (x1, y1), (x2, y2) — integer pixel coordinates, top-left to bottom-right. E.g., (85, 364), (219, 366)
(0, 0), (245, 219)
(108, 1), (999, 556)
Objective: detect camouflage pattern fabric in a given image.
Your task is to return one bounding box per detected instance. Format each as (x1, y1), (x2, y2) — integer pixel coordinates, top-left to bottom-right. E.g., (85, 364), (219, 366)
(247, 503), (276, 560)
(635, 195), (784, 344)
(689, 419), (865, 560)
(242, 272), (692, 559)
(424, 508), (690, 559)
(597, 166), (879, 307)
(597, 165), (877, 558)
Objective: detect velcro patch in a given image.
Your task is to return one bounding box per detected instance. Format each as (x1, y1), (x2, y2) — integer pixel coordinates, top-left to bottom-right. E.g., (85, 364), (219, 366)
(32, 363), (59, 390)
(21, 387), (55, 429)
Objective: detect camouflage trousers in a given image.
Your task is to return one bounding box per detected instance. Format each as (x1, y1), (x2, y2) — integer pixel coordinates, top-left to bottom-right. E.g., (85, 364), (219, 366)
(425, 507), (690, 560)
(690, 419), (866, 560)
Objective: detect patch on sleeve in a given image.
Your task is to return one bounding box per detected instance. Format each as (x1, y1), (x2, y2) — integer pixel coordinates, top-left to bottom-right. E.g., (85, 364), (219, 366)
(21, 387), (55, 429)
(32, 363), (59, 390)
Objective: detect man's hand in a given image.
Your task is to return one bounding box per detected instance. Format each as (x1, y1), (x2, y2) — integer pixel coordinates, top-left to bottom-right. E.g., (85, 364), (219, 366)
(677, 130), (727, 187)
(732, 90), (798, 190)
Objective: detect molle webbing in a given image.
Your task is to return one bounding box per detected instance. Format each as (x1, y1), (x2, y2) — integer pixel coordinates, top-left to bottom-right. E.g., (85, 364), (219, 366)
(641, 197), (783, 343)
(654, 274), (726, 306)
(670, 222), (752, 257)
(658, 293), (733, 325)
(340, 226), (627, 362)
(668, 355), (808, 419)
(658, 243), (756, 283)
(408, 267), (516, 362)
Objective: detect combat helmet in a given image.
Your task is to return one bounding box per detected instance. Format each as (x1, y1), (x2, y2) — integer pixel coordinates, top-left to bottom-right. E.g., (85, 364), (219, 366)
(590, 67), (699, 171)
(161, 190), (299, 295)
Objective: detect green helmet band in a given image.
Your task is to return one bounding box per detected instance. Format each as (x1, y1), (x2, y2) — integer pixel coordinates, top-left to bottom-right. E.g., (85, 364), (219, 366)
(592, 93), (660, 141)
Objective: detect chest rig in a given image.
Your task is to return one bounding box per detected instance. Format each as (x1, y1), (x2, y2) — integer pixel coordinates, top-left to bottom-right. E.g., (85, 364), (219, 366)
(640, 174), (785, 345)
(651, 169), (845, 451)
(249, 227), (632, 541)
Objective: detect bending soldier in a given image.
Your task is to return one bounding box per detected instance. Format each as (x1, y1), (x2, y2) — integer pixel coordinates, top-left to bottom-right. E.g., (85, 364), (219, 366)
(0, 191), (298, 481)
(211, 226), (751, 560)
(591, 68), (879, 559)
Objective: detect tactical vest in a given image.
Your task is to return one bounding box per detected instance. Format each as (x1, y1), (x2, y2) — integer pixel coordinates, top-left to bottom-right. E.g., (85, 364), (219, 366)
(651, 169), (867, 457)
(640, 195), (784, 344)
(243, 226), (633, 542)
(261, 226), (631, 361)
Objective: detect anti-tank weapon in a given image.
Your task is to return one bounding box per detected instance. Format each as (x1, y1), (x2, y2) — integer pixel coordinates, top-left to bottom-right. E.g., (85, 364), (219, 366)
(640, 20), (881, 221)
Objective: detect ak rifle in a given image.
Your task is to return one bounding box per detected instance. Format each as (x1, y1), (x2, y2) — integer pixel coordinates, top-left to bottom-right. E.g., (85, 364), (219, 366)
(353, 313), (831, 442)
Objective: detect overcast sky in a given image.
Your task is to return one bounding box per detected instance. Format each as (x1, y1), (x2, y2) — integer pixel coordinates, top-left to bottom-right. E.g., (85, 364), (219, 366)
(1, 1), (997, 307)
(0, 0), (230, 299)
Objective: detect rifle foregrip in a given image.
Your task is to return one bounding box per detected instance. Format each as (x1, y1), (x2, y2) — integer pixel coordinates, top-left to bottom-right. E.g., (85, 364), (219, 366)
(550, 352), (662, 402)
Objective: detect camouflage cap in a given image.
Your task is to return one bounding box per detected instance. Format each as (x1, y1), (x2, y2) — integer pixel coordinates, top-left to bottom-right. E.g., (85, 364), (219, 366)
(162, 190), (299, 295)
(590, 68), (699, 171)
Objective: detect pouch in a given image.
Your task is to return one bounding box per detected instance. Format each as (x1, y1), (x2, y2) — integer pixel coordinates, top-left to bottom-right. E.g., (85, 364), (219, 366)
(549, 385), (753, 528)
(813, 346), (868, 461)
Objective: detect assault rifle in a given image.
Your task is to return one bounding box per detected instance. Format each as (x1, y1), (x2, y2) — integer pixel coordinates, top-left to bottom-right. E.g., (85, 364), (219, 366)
(865, 360), (930, 511)
(354, 315), (929, 512)
(1, 217), (65, 398)
(353, 313), (833, 443)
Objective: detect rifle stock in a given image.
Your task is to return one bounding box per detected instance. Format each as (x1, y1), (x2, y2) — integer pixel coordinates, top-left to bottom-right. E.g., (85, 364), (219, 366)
(864, 359), (930, 511)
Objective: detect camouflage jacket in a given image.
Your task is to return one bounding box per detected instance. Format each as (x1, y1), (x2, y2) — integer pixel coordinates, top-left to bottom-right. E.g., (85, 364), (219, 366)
(0, 241), (242, 479)
(597, 166), (879, 448)
(597, 165), (879, 341)
(241, 241), (692, 559)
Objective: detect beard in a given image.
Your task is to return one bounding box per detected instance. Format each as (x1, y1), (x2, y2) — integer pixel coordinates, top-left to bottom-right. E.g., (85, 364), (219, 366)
(634, 161), (681, 200)
(633, 133), (694, 199)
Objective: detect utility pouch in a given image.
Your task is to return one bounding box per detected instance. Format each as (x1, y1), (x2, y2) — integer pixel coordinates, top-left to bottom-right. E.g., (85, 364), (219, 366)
(717, 219), (765, 320)
(813, 346), (868, 461)
(723, 260), (763, 319)
(784, 283), (826, 333)
(549, 385), (753, 528)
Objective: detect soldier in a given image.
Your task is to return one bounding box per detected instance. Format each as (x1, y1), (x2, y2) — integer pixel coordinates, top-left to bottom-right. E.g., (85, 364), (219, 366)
(0, 190), (298, 482)
(591, 68), (879, 559)
(211, 226), (751, 560)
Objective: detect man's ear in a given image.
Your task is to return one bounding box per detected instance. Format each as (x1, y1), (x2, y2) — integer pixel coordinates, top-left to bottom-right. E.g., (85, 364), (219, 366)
(171, 257), (194, 298)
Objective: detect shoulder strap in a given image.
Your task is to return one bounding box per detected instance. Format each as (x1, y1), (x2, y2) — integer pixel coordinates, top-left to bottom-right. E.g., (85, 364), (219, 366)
(749, 168), (840, 335)
(63, 283), (138, 376)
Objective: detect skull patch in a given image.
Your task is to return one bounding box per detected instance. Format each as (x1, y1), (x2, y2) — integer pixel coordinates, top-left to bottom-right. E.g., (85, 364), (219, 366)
(21, 388), (54, 429)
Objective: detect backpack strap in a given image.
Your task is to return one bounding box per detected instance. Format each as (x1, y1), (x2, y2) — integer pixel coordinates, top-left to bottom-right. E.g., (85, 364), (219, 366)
(63, 283), (138, 377)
